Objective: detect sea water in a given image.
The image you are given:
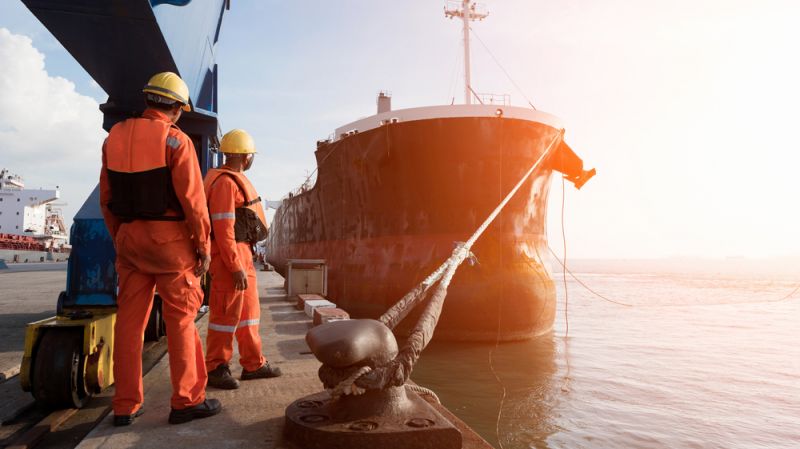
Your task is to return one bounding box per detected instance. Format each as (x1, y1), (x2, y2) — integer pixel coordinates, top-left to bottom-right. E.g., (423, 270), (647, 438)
(411, 259), (800, 449)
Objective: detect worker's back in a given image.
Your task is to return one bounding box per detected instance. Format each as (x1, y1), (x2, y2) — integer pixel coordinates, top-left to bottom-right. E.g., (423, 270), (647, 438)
(100, 108), (210, 254)
(104, 114), (183, 221)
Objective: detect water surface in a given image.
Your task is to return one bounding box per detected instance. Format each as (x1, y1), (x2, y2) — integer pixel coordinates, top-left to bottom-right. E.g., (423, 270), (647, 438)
(412, 260), (800, 449)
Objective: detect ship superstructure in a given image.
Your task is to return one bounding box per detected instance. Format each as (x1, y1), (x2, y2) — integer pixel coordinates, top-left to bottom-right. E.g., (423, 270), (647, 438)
(0, 169), (70, 262)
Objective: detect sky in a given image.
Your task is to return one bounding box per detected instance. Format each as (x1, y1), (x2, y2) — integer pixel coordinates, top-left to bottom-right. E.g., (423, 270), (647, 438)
(1, 0), (799, 259)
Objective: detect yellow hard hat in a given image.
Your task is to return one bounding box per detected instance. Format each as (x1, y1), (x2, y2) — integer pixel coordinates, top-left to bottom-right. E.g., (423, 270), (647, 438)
(220, 129), (256, 154)
(142, 72), (191, 112)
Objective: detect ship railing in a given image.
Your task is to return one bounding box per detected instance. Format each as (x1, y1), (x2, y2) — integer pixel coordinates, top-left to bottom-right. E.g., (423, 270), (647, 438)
(284, 171), (317, 201)
(281, 132), (340, 202)
(473, 92), (511, 106)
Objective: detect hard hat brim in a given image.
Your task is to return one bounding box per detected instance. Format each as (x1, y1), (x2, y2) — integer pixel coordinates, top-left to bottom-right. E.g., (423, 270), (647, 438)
(143, 85), (191, 112)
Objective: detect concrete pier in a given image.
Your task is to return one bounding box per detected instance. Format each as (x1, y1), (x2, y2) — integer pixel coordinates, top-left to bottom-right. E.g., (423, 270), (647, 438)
(67, 271), (492, 449)
(0, 269), (63, 381)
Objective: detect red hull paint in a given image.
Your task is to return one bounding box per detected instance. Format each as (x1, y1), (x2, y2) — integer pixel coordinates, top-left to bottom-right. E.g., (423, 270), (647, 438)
(267, 116), (560, 341)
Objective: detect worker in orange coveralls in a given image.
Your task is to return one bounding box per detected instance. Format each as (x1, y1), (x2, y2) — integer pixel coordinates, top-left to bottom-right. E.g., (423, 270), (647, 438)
(99, 72), (222, 426)
(204, 129), (282, 389)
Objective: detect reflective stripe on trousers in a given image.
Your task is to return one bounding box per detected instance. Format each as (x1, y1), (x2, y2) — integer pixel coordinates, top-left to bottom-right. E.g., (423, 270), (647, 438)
(208, 318), (260, 333)
(204, 261), (265, 372)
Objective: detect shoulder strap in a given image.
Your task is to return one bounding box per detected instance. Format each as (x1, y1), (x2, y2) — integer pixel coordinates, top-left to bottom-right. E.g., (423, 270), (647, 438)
(210, 170), (252, 204)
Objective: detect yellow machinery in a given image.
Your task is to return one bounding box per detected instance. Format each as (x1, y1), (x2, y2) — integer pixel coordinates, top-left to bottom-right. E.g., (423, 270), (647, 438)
(19, 295), (170, 409)
(20, 311), (116, 408)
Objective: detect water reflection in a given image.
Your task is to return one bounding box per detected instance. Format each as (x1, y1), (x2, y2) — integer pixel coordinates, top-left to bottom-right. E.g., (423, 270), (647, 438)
(411, 266), (800, 449)
(412, 333), (558, 449)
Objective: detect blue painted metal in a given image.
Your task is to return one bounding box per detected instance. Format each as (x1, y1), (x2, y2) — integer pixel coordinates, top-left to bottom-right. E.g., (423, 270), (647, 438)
(63, 186), (116, 308)
(20, 0), (229, 309)
(151, 0), (226, 116)
(151, 0), (193, 7)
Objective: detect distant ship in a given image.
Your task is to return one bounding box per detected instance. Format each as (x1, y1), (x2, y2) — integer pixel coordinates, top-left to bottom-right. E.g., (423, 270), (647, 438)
(265, 1), (593, 341)
(0, 169), (70, 263)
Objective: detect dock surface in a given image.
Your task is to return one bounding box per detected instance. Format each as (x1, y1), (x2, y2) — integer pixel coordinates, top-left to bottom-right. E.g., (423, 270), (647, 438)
(71, 270), (491, 449)
(0, 269), (63, 381)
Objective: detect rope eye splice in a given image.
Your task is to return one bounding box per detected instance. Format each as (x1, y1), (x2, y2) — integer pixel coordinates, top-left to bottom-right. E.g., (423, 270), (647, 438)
(329, 366), (372, 400)
(291, 319), (462, 449)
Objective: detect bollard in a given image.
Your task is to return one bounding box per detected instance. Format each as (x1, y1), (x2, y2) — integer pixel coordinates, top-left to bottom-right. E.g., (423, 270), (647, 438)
(284, 319), (462, 449)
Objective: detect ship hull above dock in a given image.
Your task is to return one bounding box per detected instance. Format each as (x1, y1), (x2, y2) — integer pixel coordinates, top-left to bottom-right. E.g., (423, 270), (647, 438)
(267, 108), (561, 341)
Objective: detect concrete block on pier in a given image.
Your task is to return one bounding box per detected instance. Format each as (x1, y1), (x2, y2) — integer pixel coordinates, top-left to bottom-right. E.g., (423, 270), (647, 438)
(296, 293), (326, 311)
(304, 299), (335, 318)
(312, 307), (349, 326)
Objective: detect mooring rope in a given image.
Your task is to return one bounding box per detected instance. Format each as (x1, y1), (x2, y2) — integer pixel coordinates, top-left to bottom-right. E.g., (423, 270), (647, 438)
(348, 130), (565, 393)
(379, 130), (564, 330)
(405, 384), (442, 405)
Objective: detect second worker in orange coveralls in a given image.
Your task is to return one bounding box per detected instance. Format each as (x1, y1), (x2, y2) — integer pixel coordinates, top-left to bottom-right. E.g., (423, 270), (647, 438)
(204, 129), (282, 389)
(100, 72), (222, 425)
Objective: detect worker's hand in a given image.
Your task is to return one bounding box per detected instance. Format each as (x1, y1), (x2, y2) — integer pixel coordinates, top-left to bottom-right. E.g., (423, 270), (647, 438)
(232, 270), (248, 291)
(195, 250), (211, 277)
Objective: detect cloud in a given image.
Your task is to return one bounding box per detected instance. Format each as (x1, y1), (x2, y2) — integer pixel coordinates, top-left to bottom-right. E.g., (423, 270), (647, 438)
(0, 28), (104, 231)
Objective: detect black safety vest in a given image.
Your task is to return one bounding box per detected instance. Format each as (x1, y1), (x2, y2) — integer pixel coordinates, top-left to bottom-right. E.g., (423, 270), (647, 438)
(104, 117), (185, 222)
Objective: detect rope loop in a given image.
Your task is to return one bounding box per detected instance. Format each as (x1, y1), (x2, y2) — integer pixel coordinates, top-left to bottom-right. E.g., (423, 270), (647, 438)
(329, 366), (373, 400)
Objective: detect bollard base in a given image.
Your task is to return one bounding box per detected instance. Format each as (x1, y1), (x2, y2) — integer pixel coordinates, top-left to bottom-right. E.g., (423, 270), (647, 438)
(284, 386), (462, 449)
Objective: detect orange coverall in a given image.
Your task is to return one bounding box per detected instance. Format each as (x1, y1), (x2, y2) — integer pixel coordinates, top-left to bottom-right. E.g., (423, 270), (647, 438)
(204, 170), (266, 373)
(100, 109), (210, 416)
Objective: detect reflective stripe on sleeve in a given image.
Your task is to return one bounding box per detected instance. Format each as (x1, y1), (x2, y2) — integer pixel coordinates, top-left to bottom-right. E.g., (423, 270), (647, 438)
(239, 318), (260, 327)
(208, 322), (237, 333)
(210, 212), (235, 221)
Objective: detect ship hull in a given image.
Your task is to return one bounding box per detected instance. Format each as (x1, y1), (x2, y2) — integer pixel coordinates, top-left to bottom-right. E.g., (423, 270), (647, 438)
(0, 249), (69, 263)
(267, 114), (560, 341)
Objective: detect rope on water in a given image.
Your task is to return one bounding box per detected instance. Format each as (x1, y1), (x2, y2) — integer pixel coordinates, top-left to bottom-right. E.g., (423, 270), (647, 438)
(547, 246), (635, 307)
(547, 245), (799, 308)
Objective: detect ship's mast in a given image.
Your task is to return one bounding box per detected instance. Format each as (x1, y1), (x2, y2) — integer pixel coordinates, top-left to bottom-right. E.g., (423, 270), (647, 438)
(445, 1), (488, 105)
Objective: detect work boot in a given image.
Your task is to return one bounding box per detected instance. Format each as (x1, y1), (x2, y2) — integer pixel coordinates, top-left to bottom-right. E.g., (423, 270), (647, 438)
(113, 406), (145, 427)
(207, 363), (240, 390)
(241, 362), (282, 380)
(168, 398), (222, 425)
